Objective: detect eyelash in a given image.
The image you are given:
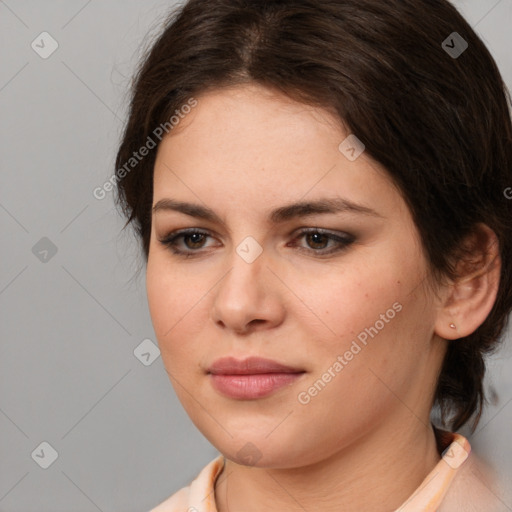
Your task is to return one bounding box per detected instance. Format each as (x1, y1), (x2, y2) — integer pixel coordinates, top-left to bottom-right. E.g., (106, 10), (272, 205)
(158, 228), (355, 258)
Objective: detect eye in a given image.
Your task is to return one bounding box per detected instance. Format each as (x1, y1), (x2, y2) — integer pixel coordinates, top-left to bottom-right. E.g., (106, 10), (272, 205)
(158, 229), (215, 258)
(289, 228), (355, 256)
(158, 227), (355, 258)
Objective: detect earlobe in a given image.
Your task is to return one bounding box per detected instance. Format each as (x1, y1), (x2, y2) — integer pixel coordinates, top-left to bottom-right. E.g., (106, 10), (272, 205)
(434, 224), (501, 341)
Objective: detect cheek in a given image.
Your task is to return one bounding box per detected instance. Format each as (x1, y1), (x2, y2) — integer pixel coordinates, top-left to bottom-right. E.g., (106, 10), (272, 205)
(302, 279), (434, 420)
(291, 259), (405, 346)
(146, 256), (205, 361)
(292, 247), (432, 392)
(146, 259), (175, 338)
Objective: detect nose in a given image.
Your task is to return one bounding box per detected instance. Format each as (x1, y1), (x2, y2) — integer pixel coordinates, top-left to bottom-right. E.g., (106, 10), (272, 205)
(210, 246), (285, 335)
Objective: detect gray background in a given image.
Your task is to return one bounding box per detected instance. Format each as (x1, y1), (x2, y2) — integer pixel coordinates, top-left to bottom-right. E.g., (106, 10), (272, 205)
(0, 1), (511, 511)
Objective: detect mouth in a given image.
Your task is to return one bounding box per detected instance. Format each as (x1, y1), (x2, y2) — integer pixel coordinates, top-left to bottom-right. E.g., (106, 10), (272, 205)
(207, 356), (306, 399)
(208, 356), (304, 375)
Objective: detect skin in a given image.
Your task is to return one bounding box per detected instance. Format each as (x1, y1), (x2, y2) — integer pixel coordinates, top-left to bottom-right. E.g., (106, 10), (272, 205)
(146, 83), (501, 511)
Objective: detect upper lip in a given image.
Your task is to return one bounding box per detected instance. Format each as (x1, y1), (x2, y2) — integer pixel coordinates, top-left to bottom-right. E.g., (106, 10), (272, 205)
(208, 356), (304, 375)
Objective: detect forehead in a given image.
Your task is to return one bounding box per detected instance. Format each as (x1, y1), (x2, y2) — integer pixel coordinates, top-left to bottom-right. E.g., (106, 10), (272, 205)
(156, 84), (342, 167)
(152, 84), (402, 220)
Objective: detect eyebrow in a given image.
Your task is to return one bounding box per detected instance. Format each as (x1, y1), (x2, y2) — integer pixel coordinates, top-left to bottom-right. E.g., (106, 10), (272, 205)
(152, 197), (383, 224)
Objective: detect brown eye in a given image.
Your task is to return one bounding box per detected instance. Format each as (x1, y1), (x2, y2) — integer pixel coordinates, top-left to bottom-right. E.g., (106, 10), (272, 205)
(305, 232), (330, 250)
(158, 229), (215, 258)
(183, 232), (208, 249)
(159, 227), (355, 259)
(290, 228), (355, 256)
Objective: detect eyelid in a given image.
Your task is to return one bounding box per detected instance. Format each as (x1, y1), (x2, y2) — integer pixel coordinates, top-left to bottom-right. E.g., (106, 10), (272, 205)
(158, 226), (355, 258)
(158, 228), (216, 247)
(289, 227), (355, 256)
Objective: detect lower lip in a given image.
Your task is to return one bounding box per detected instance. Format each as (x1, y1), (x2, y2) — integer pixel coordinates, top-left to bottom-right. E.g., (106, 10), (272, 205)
(209, 373), (304, 399)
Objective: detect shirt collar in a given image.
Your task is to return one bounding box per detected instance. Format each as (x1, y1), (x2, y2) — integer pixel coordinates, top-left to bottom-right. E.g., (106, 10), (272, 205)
(181, 428), (471, 512)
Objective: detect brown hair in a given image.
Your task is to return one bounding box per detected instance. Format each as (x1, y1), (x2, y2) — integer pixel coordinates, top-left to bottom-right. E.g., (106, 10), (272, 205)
(114, 0), (512, 432)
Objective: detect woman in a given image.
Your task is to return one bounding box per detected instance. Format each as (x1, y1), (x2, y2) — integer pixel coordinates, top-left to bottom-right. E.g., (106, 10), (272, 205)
(113, 0), (512, 510)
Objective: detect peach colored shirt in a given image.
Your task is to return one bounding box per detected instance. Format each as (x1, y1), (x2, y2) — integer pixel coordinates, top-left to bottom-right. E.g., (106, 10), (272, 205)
(150, 430), (471, 512)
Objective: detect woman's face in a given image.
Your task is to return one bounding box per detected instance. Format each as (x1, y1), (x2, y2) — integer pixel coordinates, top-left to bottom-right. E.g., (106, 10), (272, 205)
(146, 83), (447, 468)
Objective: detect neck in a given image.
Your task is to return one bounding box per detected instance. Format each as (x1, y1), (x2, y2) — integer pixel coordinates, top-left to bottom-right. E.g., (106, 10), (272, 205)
(215, 417), (441, 512)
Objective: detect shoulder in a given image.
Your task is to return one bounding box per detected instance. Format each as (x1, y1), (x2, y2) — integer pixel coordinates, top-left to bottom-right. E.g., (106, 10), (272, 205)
(149, 455), (225, 512)
(439, 450), (505, 512)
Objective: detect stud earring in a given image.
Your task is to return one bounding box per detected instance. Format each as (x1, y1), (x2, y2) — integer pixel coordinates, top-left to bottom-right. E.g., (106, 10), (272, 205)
(449, 323), (456, 329)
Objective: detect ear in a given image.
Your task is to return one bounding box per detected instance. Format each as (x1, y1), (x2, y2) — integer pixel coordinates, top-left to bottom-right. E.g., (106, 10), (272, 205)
(435, 223), (501, 340)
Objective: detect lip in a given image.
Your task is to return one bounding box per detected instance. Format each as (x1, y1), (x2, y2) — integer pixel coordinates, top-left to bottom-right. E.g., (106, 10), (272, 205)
(208, 356), (305, 399)
(208, 356), (304, 375)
